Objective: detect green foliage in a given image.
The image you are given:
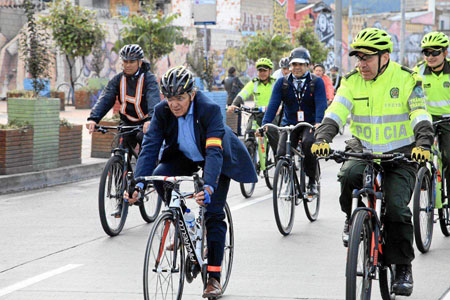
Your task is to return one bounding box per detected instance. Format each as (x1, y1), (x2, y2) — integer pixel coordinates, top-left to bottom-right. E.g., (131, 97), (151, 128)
(115, 6), (192, 71)
(293, 18), (330, 64)
(186, 42), (216, 91)
(240, 32), (292, 65)
(222, 47), (247, 75)
(0, 119), (30, 129)
(19, 0), (53, 97)
(59, 118), (74, 128)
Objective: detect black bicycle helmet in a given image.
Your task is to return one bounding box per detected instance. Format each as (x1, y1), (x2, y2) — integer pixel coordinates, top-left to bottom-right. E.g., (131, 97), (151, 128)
(289, 47), (311, 64)
(119, 44), (144, 60)
(160, 66), (195, 98)
(279, 57), (290, 68)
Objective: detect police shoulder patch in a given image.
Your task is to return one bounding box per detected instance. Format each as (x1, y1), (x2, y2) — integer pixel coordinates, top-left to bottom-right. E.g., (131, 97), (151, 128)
(344, 68), (358, 79)
(401, 65), (414, 74)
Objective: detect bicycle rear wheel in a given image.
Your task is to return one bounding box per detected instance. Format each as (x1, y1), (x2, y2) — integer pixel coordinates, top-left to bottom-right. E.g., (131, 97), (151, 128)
(439, 174), (450, 236)
(240, 141), (257, 198)
(264, 145), (276, 190)
(143, 211), (185, 300)
(221, 202), (234, 294)
(413, 166), (434, 253)
(304, 162), (321, 221)
(273, 160), (295, 236)
(379, 264), (396, 300)
(346, 210), (373, 300)
(98, 156), (128, 236)
(139, 185), (162, 223)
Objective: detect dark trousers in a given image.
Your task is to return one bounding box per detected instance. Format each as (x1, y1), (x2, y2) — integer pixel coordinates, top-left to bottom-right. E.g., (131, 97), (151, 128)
(119, 120), (144, 149)
(337, 160), (417, 265)
(433, 115), (450, 198)
(276, 125), (317, 180)
(152, 156), (229, 281)
(246, 113), (279, 155)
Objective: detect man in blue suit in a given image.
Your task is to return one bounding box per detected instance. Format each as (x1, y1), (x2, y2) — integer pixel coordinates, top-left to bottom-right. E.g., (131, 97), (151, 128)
(262, 47), (327, 195)
(127, 66), (257, 298)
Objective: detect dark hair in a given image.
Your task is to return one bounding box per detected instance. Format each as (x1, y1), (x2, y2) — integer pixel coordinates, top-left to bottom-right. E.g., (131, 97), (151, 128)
(313, 63), (325, 71)
(330, 66), (339, 71)
(228, 67), (236, 75)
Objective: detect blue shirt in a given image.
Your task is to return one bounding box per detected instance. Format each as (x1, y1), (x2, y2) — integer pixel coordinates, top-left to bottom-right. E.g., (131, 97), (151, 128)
(177, 103), (204, 162)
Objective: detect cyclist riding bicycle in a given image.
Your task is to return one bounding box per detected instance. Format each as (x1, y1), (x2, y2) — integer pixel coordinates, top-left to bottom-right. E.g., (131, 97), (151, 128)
(262, 47), (327, 196)
(312, 28), (434, 296)
(86, 44), (160, 148)
(227, 57), (279, 154)
(414, 31), (450, 199)
(273, 57), (291, 80)
(126, 66), (257, 298)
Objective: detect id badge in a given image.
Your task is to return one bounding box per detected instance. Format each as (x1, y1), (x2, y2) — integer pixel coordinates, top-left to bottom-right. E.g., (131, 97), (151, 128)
(297, 110), (304, 122)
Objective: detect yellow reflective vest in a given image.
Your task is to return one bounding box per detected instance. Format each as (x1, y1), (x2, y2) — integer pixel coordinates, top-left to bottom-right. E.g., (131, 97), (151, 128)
(324, 61), (432, 153)
(414, 59), (450, 116)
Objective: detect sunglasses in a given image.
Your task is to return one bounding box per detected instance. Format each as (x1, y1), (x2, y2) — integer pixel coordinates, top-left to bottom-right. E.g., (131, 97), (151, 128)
(422, 49), (442, 57)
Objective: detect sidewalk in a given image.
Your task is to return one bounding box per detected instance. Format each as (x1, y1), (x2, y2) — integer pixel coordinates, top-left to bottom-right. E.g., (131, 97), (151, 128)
(0, 100), (112, 194)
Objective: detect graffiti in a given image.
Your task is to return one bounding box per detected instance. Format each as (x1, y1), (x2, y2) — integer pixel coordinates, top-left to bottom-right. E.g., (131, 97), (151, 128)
(241, 13), (271, 33)
(273, 0), (290, 36)
(315, 12), (334, 48)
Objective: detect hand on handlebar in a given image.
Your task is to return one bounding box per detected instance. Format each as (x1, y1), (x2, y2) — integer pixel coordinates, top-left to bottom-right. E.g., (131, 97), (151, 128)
(227, 105), (238, 113)
(311, 140), (330, 157)
(411, 146), (431, 163)
(256, 126), (266, 137)
(86, 121), (97, 134)
(194, 185), (213, 206)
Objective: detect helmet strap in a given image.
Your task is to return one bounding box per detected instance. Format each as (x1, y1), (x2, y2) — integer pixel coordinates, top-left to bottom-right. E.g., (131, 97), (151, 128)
(431, 60), (445, 72)
(373, 53), (389, 81)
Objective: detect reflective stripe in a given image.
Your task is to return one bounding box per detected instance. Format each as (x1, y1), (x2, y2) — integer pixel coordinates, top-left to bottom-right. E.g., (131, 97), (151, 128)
(240, 90), (249, 98)
(411, 114), (432, 129)
(207, 266), (221, 272)
(360, 136), (415, 153)
(334, 95), (353, 111)
(253, 81), (258, 103)
(324, 112), (343, 127)
(119, 74), (147, 122)
(353, 114), (409, 124)
(135, 74), (145, 120)
(426, 99), (450, 107)
(205, 137), (222, 149)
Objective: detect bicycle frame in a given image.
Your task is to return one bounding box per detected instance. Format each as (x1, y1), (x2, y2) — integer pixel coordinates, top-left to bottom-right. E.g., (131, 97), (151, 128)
(240, 107), (269, 171)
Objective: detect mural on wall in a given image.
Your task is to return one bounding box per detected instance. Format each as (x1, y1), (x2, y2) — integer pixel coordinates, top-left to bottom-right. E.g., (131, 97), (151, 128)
(273, 0), (291, 36)
(241, 12), (271, 33)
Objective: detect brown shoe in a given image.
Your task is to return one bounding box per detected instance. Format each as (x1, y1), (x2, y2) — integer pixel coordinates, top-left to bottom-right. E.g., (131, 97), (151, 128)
(202, 278), (222, 298)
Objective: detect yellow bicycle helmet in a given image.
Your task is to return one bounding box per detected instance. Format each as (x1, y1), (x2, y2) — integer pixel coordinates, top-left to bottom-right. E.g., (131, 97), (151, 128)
(255, 58), (273, 70)
(349, 28), (393, 56)
(421, 32), (449, 49)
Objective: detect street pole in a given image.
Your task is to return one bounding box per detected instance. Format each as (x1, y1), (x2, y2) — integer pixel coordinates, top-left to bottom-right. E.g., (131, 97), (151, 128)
(347, 0), (352, 72)
(400, 0), (406, 65)
(203, 24), (208, 76)
(334, 0), (342, 71)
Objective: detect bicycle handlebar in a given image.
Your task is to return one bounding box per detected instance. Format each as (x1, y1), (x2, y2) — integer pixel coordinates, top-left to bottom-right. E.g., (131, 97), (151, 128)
(263, 122), (314, 132)
(94, 124), (143, 134)
(433, 117), (450, 127)
(325, 150), (413, 163)
(234, 105), (263, 114)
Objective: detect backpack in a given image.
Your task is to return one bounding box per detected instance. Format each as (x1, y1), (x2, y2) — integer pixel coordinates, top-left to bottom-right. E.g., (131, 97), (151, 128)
(281, 73), (318, 102)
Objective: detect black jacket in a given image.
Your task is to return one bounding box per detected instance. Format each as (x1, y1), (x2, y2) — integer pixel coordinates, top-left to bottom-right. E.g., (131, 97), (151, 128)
(223, 75), (244, 105)
(88, 61), (160, 124)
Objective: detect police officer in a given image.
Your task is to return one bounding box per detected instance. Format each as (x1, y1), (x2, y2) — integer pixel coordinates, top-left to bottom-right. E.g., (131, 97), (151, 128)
(313, 28), (434, 296)
(415, 31), (450, 199)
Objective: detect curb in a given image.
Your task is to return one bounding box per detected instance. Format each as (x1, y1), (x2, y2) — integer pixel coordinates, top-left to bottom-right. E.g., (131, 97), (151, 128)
(0, 160), (107, 195)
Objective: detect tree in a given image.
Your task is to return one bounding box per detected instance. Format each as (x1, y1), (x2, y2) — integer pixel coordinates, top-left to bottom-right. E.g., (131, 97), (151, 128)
(19, 0), (53, 97)
(41, 0), (105, 102)
(240, 32), (292, 66)
(90, 31), (105, 78)
(293, 18), (330, 64)
(186, 41), (216, 91)
(115, 5), (192, 72)
(222, 47), (247, 75)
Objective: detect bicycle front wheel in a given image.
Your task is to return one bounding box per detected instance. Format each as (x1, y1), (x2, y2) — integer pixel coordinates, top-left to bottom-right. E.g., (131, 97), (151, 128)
(139, 185), (162, 223)
(240, 141), (257, 198)
(304, 162), (321, 221)
(273, 159), (295, 236)
(264, 144), (276, 190)
(439, 174), (450, 236)
(98, 156), (129, 236)
(413, 166), (434, 253)
(346, 210), (373, 300)
(143, 211), (185, 300)
(221, 202), (234, 294)
(379, 264), (396, 300)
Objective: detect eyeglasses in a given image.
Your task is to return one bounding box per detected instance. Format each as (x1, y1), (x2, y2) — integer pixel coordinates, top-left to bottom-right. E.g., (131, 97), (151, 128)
(422, 49), (442, 57)
(355, 54), (375, 62)
(257, 68), (269, 72)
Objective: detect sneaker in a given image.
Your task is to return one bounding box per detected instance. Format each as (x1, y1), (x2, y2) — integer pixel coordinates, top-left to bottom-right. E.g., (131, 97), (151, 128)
(342, 219), (350, 247)
(392, 264), (413, 296)
(307, 183), (318, 196)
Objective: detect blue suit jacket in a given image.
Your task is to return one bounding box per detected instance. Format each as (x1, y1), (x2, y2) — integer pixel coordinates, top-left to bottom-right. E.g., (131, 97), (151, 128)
(135, 91), (257, 189)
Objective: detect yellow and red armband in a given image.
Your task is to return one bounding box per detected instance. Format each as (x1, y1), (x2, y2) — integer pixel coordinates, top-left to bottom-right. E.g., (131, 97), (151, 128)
(205, 137), (222, 149)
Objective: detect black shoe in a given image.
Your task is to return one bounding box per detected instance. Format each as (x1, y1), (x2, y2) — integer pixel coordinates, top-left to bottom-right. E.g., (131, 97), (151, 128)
(392, 264), (413, 296)
(342, 219), (350, 247)
(307, 183), (318, 196)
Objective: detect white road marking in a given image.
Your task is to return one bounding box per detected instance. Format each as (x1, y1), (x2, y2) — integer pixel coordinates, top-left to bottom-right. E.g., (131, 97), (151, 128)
(230, 194), (271, 212)
(0, 264), (82, 297)
(442, 288), (450, 300)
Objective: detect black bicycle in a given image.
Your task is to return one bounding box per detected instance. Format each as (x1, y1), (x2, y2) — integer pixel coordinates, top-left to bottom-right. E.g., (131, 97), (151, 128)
(263, 122), (321, 236)
(327, 150), (415, 300)
(95, 125), (162, 236)
(132, 174), (234, 300)
(412, 117), (450, 253)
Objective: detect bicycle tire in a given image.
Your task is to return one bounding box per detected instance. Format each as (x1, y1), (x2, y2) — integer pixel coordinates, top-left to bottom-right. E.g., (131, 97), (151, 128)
(221, 202), (234, 294)
(304, 162), (321, 222)
(139, 186), (162, 223)
(379, 264), (396, 300)
(98, 156), (129, 236)
(240, 141), (257, 198)
(439, 172), (450, 236)
(264, 145), (276, 190)
(346, 209), (373, 300)
(413, 166), (434, 253)
(273, 159), (295, 236)
(143, 211), (185, 300)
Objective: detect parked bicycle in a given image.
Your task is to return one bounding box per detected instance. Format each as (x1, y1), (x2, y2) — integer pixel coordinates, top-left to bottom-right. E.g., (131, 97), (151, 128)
(57, 82), (83, 105)
(412, 117), (450, 253)
(327, 150), (414, 300)
(132, 174), (234, 300)
(235, 106), (276, 197)
(95, 124), (162, 236)
(263, 122), (321, 236)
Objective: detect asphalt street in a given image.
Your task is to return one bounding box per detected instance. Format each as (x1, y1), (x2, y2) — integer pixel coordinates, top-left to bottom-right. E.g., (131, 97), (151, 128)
(1, 130), (450, 300)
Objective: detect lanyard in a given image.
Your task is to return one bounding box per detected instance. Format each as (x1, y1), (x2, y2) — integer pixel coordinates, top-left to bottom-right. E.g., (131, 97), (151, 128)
(294, 77), (308, 106)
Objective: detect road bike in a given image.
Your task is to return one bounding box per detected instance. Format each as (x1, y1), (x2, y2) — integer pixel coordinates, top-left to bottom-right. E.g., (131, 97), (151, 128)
(412, 117), (450, 253)
(235, 106), (276, 197)
(327, 150), (414, 300)
(95, 124), (162, 236)
(264, 122), (321, 236)
(132, 174), (234, 300)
